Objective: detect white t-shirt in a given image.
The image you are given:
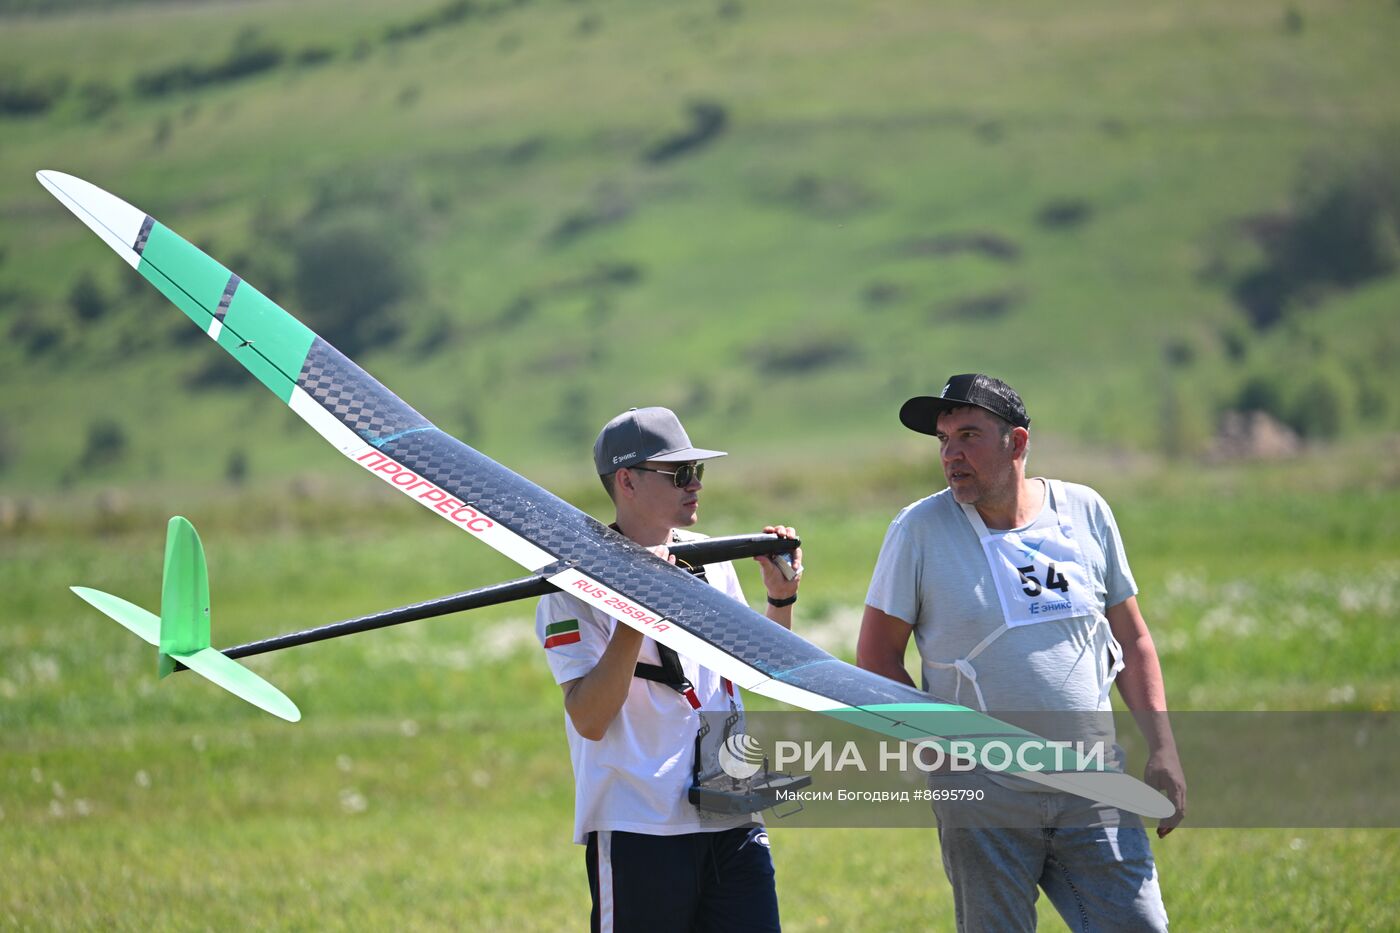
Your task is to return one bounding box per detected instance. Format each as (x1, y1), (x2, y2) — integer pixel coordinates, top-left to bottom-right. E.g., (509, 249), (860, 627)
(535, 530), (756, 844)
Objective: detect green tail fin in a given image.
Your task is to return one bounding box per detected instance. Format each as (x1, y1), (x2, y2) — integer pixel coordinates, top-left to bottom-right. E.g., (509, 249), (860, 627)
(71, 516), (301, 723)
(158, 516), (212, 678)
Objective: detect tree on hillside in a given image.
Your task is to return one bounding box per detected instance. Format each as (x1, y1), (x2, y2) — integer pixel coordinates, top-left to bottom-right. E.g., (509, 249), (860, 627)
(68, 271), (108, 322)
(291, 215), (410, 356)
(1234, 148), (1400, 328)
(78, 419), (127, 472)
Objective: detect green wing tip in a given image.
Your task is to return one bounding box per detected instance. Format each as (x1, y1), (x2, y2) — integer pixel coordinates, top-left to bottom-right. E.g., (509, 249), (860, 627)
(177, 646), (301, 724)
(71, 585), (161, 646)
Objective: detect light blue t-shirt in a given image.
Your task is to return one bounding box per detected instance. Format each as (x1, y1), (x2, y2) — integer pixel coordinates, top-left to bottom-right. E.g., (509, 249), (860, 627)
(866, 478), (1137, 714)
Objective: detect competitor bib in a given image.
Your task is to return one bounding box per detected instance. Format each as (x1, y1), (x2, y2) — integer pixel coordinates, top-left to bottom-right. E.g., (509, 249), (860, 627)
(981, 524), (1095, 627)
(961, 482), (1096, 628)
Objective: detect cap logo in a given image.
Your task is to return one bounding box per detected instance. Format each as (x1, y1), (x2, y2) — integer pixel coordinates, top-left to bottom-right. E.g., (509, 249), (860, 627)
(940, 383), (952, 397)
(612, 452), (636, 464)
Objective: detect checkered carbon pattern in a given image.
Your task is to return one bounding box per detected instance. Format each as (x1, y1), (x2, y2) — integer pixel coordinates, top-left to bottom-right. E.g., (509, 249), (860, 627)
(297, 339), (430, 445)
(216, 273), (240, 321)
(777, 659), (931, 705)
(292, 335), (946, 702)
(135, 215), (154, 255)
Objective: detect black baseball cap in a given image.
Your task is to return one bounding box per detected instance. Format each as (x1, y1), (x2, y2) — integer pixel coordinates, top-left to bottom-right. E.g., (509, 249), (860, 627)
(593, 407), (727, 475)
(899, 374), (1030, 436)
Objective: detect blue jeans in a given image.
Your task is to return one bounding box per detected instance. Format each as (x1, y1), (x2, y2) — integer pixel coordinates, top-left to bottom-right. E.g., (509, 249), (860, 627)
(932, 773), (1168, 932)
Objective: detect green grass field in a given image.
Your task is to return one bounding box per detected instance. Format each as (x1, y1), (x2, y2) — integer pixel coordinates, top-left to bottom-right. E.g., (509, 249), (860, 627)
(3, 0), (1400, 928)
(4, 446), (1399, 930)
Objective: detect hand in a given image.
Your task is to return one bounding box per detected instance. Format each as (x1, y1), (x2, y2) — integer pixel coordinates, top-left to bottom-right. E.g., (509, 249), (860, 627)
(1144, 748), (1187, 837)
(756, 524), (802, 600)
(647, 544), (675, 564)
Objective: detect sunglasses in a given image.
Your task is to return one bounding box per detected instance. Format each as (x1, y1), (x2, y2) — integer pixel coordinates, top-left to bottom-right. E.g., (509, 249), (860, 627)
(630, 462), (705, 487)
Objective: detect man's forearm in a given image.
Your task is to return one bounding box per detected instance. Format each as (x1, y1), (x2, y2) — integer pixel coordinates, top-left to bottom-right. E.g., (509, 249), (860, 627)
(1114, 624), (1188, 833)
(1115, 631), (1178, 755)
(764, 602), (794, 630)
(1107, 598), (1178, 751)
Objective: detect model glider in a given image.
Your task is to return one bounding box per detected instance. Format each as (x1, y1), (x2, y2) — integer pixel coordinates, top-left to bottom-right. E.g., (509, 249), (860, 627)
(40, 170), (1174, 820)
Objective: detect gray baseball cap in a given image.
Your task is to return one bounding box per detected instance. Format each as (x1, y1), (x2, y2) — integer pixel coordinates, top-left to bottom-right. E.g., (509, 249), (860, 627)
(593, 407), (727, 475)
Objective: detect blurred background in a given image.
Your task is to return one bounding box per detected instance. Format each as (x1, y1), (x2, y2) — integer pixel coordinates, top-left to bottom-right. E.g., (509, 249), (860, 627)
(2, 1), (1397, 928)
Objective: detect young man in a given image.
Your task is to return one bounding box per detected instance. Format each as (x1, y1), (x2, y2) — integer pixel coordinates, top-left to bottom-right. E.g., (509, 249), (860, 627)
(535, 406), (803, 933)
(856, 374), (1186, 932)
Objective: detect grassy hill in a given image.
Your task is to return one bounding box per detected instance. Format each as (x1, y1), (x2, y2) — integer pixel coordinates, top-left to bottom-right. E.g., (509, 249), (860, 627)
(1, 0), (1398, 496)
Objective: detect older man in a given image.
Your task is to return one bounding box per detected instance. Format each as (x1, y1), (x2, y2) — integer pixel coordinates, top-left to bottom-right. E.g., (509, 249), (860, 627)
(857, 374), (1185, 932)
(536, 406), (802, 933)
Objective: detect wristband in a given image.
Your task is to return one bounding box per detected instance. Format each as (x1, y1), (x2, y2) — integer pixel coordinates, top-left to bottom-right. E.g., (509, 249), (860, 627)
(767, 593), (797, 608)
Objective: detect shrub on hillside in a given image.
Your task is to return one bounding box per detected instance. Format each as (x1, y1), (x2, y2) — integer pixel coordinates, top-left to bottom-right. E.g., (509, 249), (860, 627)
(1233, 148), (1400, 328)
(295, 46), (336, 67)
(291, 215), (409, 356)
(1235, 373), (1289, 421)
(749, 335), (856, 374)
(133, 30), (284, 97)
(548, 186), (632, 247)
(1288, 368), (1354, 440)
(932, 289), (1023, 321)
(78, 419), (127, 471)
(9, 311), (65, 359)
(1036, 198), (1093, 231)
(861, 281), (904, 308)
(183, 352), (247, 390)
(68, 271), (109, 322)
(226, 449), (248, 485)
(900, 232), (1021, 262)
(1233, 366), (1361, 441)
(383, 0), (477, 43)
(0, 70), (66, 117)
(643, 100), (728, 164)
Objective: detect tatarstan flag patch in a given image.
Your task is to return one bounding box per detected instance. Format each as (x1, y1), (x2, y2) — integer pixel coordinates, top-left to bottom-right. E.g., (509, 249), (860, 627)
(544, 619), (581, 649)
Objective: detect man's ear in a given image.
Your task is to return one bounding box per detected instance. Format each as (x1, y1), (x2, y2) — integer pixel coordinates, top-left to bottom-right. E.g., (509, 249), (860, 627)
(1010, 426), (1030, 458)
(615, 467), (636, 499)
